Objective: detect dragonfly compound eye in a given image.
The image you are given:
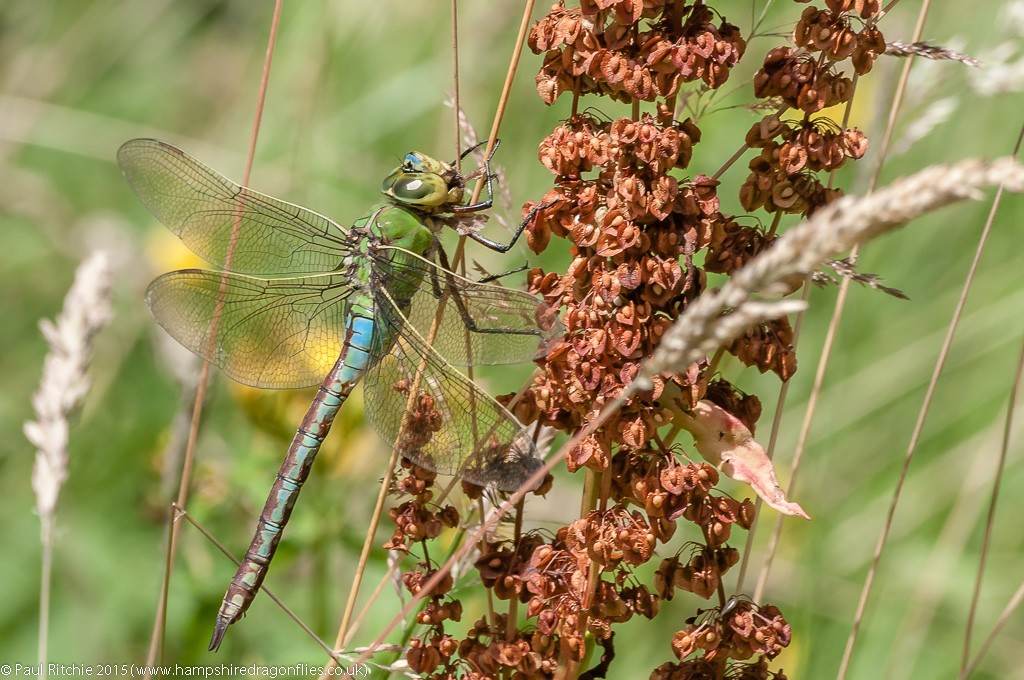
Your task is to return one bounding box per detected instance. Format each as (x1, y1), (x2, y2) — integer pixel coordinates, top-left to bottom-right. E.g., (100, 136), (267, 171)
(384, 173), (449, 207)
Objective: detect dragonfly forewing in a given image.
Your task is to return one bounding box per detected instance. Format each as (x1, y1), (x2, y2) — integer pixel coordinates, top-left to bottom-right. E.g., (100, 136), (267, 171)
(118, 139), (352, 276)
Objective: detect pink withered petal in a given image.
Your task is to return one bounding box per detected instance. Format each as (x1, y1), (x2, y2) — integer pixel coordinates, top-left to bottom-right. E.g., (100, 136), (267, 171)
(673, 400), (810, 520)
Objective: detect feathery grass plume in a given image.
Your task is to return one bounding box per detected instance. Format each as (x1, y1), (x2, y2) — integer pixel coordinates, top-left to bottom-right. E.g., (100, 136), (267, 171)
(23, 249), (113, 665)
(27, 249), (114, 520)
(638, 158), (1024, 386)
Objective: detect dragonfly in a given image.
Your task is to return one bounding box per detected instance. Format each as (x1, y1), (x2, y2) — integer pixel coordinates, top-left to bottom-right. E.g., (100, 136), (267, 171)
(117, 138), (560, 650)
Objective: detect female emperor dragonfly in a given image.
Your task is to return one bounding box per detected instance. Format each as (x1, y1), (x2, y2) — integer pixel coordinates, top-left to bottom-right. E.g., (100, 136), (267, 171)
(117, 139), (560, 650)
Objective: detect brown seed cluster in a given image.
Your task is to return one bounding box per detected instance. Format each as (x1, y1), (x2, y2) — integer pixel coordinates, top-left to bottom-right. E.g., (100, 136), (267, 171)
(796, 4), (885, 72)
(654, 658), (789, 680)
(383, 0), (883, 676)
(392, 382), (444, 460)
(531, 1), (746, 104)
(475, 535), (546, 602)
(456, 615), (561, 678)
(661, 599), (792, 669)
(516, 108), (722, 457)
(728, 318), (798, 380)
(754, 1), (885, 115)
(739, 0), (879, 224)
(753, 4), (885, 116)
(521, 511), (661, 659)
(389, 441), (551, 676)
(617, 458), (756, 545)
(385, 461), (465, 677)
(740, 114), (867, 217)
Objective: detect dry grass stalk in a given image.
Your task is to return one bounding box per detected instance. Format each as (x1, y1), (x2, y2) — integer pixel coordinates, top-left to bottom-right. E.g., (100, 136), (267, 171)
(818, 258), (908, 299)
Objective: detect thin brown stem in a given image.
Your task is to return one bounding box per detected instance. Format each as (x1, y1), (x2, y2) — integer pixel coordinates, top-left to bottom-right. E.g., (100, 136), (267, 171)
(964, 578), (1024, 676)
(342, 475), (461, 650)
(506, 496), (526, 641)
(599, 465), (612, 512)
(750, 72), (859, 599)
(451, 0), (462, 169)
(735, 272), (810, 593)
(960, 124), (1024, 678)
(143, 0), (283, 668)
(960, 320), (1024, 678)
(479, 499), (498, 628)
(327, 447), (402, 666)
(344, 556), (401, 648)
(37, 517), (54, 669)
(833, 3), (936, 677)
(452, 0), (536, 271)
(710, 143), (750, 181)
(705, 346), (726, 379)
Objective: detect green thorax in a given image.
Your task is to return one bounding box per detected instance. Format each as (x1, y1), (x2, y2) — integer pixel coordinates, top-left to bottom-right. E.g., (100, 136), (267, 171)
(349, 151), (471, 301)
(367, 204), (434, 255)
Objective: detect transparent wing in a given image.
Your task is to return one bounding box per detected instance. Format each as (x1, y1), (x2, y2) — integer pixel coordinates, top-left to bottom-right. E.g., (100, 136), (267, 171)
(363, 287), (541, 491)
(370, 246), (563, 367)
(146, 269), (355, 389)
(119, 138), (351, 276)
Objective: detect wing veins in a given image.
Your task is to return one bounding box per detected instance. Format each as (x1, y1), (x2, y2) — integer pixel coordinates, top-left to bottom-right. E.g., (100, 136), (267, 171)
(366, 284), (535, 487)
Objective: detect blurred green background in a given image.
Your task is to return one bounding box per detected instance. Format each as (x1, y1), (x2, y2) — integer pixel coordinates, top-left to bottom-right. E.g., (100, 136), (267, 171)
(1, 1), (1022, 677)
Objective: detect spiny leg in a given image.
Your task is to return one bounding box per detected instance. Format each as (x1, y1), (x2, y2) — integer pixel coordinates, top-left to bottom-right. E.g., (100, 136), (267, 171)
(451, 139), (500, 214)
(433, 247), (540, 341)
(465, 198), (561, 254)
(476, 263), (528, 284)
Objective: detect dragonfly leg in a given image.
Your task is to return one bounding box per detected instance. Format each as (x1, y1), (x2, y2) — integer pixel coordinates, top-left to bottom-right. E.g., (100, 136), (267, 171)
(431, 248), (544, 341)
(432, 236), (526, 283)
(451, 139), (500, 214)
(457, 138), (495, 163)
(465, 198), (562, 253)
(476, 262), (529, 284)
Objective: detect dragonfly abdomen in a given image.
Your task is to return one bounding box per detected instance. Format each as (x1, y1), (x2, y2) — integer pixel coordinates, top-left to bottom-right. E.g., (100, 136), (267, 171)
(209, 308), (378, 651)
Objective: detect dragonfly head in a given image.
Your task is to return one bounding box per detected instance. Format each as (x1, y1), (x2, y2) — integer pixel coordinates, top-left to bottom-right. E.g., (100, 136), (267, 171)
(382, 152), (465, 212)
